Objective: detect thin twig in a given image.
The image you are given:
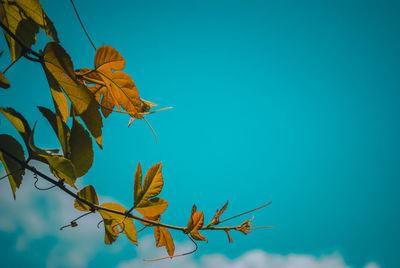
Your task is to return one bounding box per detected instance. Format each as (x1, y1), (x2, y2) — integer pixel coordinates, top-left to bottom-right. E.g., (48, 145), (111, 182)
(2, 58), (18, 74)
(143, 117), (158, 143)
(0, 168), (24, 181)
(218, 201), (272, 224)
(0, 21), (41, 58)
(69, 0), (96, 51)
(60, 211), (93, 230)
(249, 226), (274, 230)
(144, 234), (198, 261)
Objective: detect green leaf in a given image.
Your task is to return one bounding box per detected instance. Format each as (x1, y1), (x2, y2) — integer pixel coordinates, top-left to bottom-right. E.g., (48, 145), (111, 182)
(28, 123), (76, 187)
(38, 106), (70, 157)
(0, 134), (25, 199)
(135, 198), (168, 217)
(74, 185), (98, 211)
(99, 203), (138, 245)
(0, 70), (10, 88)
(14, 0), (59, 42)
(46, 155), (77, 188)
(43, 42), (92, 115)
(69, 118), (93, 177)
(79, 98), (103, 149)
(0, 1), (38, 61)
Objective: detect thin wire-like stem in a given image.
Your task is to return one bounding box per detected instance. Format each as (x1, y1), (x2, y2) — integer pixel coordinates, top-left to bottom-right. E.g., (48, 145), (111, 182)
(69, 0), (96, 51)
(137, 226), (147, 233)
(33, 173), (57, 191)
(60, 211), (93, 230)
(2, 58), (18, 74)
(0, 168), (24, 181)
(218, 201), (272, 224)
(249, 226), (274, 230)
(143, 117), (158, 143)
(144, 234), (198, 261)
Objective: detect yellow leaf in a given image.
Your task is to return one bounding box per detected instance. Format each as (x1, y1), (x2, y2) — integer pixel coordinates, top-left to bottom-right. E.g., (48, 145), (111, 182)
(99, 203), (137, 246)
(154, 226), (175, 258)
(0, 107), (31, 144)
(94, 45), (125, 72)
(43, 42), (92, 115)
(0, 1), (38, 61)
(38, 106), (70, 157)
(135, 198), (168, 217)
(133, 162), (142, 205)
(14, 0), (59, 42)
(0, 134), (25, 199)
(69, 118), (93, 177)
(142, 162), (163, 201)
(74, 185), (98, 211)
(43, 67), (69, 123)
(0, 70), (10, 88)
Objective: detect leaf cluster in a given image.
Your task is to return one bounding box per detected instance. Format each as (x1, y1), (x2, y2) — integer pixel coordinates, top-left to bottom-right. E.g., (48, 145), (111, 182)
(0, 0), (271, 261)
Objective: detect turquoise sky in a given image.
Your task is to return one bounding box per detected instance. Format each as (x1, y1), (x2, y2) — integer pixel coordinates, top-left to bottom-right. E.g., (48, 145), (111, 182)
(0, 0), (399, 267)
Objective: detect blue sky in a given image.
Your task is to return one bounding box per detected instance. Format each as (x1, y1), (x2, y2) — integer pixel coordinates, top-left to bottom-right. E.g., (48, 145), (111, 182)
(0, 0), (399, 267)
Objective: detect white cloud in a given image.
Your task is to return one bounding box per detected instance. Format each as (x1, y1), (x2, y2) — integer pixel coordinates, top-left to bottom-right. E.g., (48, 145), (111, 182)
(0, 169), (109, 268)
(0, 169), (381, 268)
(118, 236), (380, 268)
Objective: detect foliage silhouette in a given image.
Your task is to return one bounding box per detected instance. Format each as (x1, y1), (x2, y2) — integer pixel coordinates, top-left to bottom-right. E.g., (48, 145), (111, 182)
(0, 0), (272, 260)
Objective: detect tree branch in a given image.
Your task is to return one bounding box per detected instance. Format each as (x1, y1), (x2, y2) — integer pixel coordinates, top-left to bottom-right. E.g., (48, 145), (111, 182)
(0, 146), (265, 234)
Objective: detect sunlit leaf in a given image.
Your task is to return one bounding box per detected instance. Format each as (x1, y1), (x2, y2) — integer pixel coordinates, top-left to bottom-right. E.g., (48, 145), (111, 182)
(141, 162), (163, 201)
(0, 134), (25, 199)
(43, 42), (92, 115)
(103, 218), (119, 245)
(14, 0), (59, 42)
(154, 226), (175, 258)
(0, 107), (31, 144)
(133, 162), (142, 206)
(186, 205), (208, 242)
(43, 67), (69, 123)
(74, 185), (98, 211)
(38, 106), (70, 156)
(0, 1), (38, 61)
(95, 70), (141, 118)
(135, 198), (168, 217)
(133, 162), (165, 216)
(99, 203), (137, 245)
(94, 45), (125, 72)
(209, 201), (228, 226)
(0, 70), (10, 88)
(69, 118), (93, 177)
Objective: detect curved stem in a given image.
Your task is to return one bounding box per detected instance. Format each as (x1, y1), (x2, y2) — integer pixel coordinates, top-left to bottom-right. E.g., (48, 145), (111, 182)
(144, 234), (198, 261)
(69, 0), (96, 51)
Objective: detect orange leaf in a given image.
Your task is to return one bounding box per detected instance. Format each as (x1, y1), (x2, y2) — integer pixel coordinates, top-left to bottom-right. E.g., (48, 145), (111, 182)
(94, 45), (125, 72)
(154, 226), (175, 258)
(186, 205), (208, 242)
(209, 201), (228, 226)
